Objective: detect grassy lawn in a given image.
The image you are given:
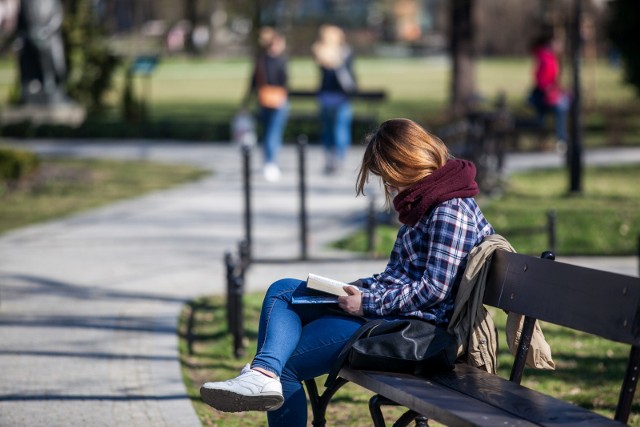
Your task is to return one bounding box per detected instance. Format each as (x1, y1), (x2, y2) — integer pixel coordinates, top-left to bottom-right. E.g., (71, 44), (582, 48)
(482, 164), (640, 256)
(0, 155), (208, 234)
(179, 293), (640, 427)
(1, 56), (639, 144)
(334, 163), (640, 257)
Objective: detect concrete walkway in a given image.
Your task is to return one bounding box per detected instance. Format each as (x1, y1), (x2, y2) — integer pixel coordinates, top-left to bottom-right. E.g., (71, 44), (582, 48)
(0, 140), (638, 427)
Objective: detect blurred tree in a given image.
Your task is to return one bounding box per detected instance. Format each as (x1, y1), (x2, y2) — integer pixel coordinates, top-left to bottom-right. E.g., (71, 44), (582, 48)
(183, 0), (197, 53)
(449, 0), (477, 116)
(62, 0), (120, 113)
(607, 0), (640, 97)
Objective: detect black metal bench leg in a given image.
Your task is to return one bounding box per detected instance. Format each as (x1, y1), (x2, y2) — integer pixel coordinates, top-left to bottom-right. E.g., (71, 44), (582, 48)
(394, 411), (428, 427)
(369, 394), (389, 427)
(304, 377), (348, 427)
(369, 394), (430, 427)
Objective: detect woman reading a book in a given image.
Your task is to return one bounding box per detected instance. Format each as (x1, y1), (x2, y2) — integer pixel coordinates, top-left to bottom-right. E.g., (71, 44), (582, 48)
(200, 118), (495, 425)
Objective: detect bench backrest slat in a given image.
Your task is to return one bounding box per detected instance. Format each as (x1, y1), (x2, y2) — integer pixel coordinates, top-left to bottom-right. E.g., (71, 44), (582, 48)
(484, 250), (640, 346)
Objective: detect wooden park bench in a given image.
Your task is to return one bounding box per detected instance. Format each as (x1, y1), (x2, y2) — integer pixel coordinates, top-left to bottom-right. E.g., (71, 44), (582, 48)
(285, 89), (386, 142)
(304, 249), (640, 426)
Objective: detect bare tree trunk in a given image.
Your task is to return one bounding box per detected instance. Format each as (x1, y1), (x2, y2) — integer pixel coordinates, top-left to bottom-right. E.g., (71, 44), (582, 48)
(450, 0), (476, 117)
(184, 0), (197, 53)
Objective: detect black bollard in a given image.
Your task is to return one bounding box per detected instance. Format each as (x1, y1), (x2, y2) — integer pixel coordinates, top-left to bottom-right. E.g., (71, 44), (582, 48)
(239, 239), (250, 273)
(242, 145), (253, 262)
(231, 265), (245, 358)
(186, 301), (197, 356)
(547, 209), (557, 255)
(298, 134), (309, 260)
(225, 251), (236, 336)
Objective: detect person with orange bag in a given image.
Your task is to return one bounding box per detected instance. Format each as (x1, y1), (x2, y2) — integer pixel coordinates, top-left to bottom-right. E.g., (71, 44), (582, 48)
(246, 27), (289, 182)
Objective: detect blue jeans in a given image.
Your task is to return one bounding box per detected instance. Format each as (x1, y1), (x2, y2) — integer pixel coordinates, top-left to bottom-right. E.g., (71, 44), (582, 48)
(260, 103), (289, 164)
(320, 101), (353, 166)
(551, 97), (569, 142)
(251, 278), (366, 426)
(531, 93), (569, 142)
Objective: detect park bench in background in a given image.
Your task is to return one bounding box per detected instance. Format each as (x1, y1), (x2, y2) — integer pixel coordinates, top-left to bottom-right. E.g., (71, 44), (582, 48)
(511, 115), (555, 151)
(436, 96), (513, 195)
(285, 89), (387, 142)
(304, 249), (640, 427)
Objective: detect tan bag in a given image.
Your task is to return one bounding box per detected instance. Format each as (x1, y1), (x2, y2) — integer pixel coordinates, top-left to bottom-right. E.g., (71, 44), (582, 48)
(258, 85), (287, 109)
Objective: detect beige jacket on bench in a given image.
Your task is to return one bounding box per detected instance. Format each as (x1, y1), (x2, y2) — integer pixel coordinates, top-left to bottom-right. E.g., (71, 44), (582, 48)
(447, 234), (555, 374)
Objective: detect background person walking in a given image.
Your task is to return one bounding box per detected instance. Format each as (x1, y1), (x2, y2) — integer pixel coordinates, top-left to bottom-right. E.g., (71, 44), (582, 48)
(246, 27), (289, 182)
(527, 32), (570, 153)
(311, 25), (357, 174)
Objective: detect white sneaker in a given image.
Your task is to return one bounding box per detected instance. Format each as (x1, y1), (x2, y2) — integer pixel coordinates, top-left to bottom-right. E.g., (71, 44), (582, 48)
(263, 163), (281, 182)
(200, 364), (283, 412)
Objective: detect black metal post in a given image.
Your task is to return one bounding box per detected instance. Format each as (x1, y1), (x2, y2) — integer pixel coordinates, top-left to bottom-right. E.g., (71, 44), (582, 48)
(509, 315), (536, 384)
(186, 301), (196, 355)
(569, 0), (583, 193)
(547, 209), (557, 255)
(242, 145), (253, 261)
(298, 135), (309, 260)
(239, 239), (250, 273)
(225, 252), (236, 335)
(232, 264), (245, 358)
(615, 346), (640, 423)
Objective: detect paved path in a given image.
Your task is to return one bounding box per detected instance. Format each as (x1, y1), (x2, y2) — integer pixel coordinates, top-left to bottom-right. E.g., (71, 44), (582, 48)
(0, 140), (638, 426)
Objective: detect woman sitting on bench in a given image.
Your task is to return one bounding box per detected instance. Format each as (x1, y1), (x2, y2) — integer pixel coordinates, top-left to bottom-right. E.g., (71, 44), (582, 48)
(199, 118), (495, 426)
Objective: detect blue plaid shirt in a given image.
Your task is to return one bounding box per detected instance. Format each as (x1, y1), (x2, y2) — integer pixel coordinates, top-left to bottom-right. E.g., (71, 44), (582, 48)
(360, 198), (494, 325)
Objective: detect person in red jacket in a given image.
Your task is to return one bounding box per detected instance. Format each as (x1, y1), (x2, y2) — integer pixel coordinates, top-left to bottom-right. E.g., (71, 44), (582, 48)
(528, 33), (570, 152)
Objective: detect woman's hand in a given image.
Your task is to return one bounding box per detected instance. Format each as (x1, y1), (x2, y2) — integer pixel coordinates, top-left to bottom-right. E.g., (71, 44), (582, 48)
(338, 286), (363, 316)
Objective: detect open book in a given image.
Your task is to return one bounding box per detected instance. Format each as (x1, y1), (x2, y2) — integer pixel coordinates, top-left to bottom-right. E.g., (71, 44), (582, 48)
(292, 274), (363, 305)
(291, 295), (339, 305)
(306, 273), (360, 296)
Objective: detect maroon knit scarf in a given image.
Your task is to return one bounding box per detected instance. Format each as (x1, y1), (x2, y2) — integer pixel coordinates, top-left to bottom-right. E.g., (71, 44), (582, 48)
(393, 159), (479, 226)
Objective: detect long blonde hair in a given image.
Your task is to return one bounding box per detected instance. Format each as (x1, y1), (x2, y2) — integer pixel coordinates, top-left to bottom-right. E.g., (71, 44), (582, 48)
(356, 118), (451, 204)
(311, 25), (347, 69)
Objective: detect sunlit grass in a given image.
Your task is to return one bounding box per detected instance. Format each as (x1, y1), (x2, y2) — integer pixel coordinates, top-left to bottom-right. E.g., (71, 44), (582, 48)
(2, 55), (637, 136)
(0, 157), (208, 234)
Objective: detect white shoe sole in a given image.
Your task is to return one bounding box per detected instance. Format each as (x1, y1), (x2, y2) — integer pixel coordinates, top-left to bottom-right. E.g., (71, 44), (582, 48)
(200, 386), (284, 412)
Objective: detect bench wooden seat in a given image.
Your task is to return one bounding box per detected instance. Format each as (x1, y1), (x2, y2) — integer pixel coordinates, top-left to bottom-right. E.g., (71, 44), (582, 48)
(341, 364), (624, 427)
(305, 249), (640, 426)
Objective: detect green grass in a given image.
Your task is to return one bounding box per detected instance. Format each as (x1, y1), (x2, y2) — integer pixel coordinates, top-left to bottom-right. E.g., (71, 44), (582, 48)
(335, 164), (640, 257)
(1, 56), (639, 143)
(0, 156), (208, 234)
(482, 164), (640, 256)
(179, 294), (640, 427)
